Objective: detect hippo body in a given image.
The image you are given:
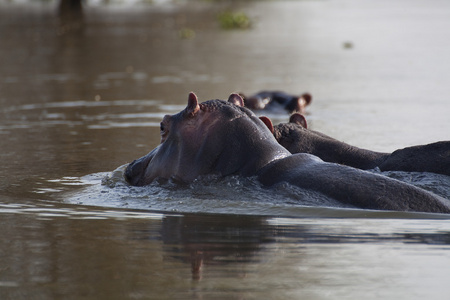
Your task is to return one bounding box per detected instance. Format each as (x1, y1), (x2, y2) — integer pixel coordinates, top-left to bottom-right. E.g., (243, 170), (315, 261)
(273, 115), (450, 176)
(379, 141), (450, 175)
(257, 154), (449, 212)
(240, 91), (312, 114)
(124, 93), (450, 213)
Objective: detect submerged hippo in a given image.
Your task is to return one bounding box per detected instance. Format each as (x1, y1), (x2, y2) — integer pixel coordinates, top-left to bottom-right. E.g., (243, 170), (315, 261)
(239, 91), (312, 114)
(124, 93), (450, 213)
(270, 113), (450, 176)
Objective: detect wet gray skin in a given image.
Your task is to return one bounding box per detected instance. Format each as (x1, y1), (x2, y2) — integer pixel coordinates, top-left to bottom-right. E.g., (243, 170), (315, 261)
(272, 113), (450, 176)
(124, 93), (450, 213)
(124, 92), (289, 186)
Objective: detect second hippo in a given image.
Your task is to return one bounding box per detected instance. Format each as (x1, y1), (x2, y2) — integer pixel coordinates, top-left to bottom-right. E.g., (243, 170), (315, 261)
(269, 113), (450, 176)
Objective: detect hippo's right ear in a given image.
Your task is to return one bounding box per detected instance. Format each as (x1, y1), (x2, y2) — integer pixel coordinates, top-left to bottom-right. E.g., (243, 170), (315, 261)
(289, 113), (308, 129)
(228, 93), (245, 107)
(186, 92), (200, 117)
(259, 116), (274, 134)
(301, 93), (312, 105)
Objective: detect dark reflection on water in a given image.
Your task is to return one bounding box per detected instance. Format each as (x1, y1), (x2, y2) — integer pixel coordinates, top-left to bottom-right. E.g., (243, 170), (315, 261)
(2, 205), (450, 299)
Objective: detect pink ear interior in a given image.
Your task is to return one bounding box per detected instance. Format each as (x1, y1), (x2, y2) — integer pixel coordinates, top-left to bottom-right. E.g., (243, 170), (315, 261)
(289, 113), (308, 129)
(227, 93), (245, 107)
(259, 116), (274, 134)
(186, 92), (200, 116)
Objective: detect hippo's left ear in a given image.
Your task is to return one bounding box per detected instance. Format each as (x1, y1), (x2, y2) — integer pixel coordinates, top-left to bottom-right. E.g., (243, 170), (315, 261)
(289, 113), (308, 129)
(259, 116), (274, 134)
(186, 92), (200, 117)
(228, 93), (245, 107)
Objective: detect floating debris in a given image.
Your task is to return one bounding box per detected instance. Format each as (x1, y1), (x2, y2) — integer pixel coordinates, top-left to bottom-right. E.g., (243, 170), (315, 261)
(218, 11), (251, 30)
(343, 41), (354, 49)
(179, 27), (196, 39)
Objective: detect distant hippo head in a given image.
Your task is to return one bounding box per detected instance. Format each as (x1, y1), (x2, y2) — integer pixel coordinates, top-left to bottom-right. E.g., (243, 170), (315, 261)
(124, 92), (289, 186)
(284, 93), (312, 114)
(240, 91), (312, 114)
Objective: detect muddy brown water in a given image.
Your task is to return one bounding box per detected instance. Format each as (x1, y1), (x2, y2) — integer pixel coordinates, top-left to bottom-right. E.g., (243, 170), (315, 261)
(1, 0), (450, 299)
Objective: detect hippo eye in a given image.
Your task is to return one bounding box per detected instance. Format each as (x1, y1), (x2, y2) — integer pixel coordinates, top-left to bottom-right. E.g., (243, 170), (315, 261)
(160, 122), (169, 143)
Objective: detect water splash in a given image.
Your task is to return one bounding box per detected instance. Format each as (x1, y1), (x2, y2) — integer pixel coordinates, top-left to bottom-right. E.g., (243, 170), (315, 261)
(48, 165), (450, 219)
(373, 169), (450, 199)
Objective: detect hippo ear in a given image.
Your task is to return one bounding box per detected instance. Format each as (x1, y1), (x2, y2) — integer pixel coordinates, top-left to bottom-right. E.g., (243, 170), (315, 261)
(259, 116), (274, 134)
(289, 113), (307, 129)
(301, 93), (312, 105)
(228, 93), (245, 107)
(186, 92), (200, 116)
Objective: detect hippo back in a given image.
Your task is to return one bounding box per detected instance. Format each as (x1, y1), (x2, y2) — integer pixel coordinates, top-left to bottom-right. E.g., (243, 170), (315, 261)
(258, 153), (450, 213)
(273, 122), (389, 170)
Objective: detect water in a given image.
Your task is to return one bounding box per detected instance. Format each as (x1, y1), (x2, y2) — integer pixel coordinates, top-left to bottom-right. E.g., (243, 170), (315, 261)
(1, 0), (450, 299)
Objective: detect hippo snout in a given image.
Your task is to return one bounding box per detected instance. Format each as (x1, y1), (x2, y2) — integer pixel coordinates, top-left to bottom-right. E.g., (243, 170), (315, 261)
(124, 146), (160, 186)
(124, 160), (137, 185)
(124, 159), (147, 186)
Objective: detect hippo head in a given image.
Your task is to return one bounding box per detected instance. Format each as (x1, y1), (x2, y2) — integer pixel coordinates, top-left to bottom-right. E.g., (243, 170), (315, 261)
(285, 93), (312, 114)
(261, 113), (308, 137)
(124, 92), (289, 186)
(259, 113), (309, 154)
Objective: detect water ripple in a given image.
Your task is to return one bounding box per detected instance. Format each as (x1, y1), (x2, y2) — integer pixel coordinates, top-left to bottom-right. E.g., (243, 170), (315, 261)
(41, 165), (450, 220)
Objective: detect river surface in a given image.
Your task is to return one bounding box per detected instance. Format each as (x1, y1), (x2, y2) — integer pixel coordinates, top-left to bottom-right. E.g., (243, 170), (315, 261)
(1, 0), (450, 299)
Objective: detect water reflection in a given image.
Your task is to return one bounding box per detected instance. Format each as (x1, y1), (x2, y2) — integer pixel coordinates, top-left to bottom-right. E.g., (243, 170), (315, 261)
(2, 205), (450, 298)
(161, 214), (271, 280)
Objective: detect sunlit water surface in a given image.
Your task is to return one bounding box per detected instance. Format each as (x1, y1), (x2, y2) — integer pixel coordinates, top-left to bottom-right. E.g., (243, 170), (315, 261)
(1, 0), (450, 299)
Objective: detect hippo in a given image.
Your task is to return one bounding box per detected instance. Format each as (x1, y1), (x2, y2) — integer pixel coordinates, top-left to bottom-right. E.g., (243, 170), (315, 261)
(269, 113), (450, 176)
(239, 91), (312, 114)
(124, 93), (450, 213)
